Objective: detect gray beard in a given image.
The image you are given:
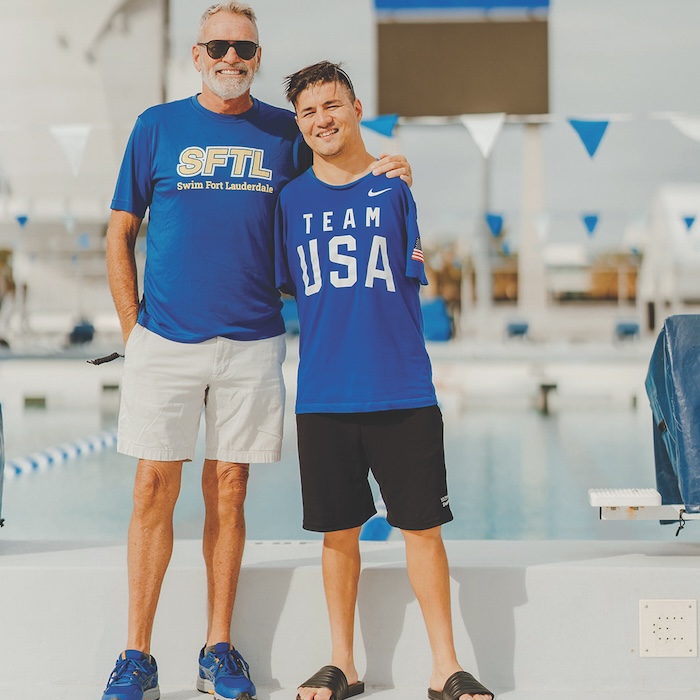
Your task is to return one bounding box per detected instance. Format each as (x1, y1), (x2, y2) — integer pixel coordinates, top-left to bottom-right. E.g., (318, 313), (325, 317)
(202, 67), (254, 101)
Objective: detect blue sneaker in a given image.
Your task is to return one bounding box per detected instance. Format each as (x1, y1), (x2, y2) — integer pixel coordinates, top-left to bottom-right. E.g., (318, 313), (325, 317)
(102, 650), (160, 700)
(197, 642), (256, 700)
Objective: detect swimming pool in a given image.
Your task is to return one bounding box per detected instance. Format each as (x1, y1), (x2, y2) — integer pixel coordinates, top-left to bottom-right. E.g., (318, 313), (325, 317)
(1, 381), (689, 542)
(1, 339), (692, 542)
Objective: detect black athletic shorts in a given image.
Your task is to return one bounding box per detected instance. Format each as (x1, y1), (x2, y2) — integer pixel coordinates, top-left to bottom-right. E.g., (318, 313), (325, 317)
(296, 405), (453, 533)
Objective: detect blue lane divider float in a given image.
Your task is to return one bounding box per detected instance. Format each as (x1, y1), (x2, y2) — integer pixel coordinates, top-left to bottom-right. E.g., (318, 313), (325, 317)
(360, 498), (394, 541)
(3, 428), (118, 479)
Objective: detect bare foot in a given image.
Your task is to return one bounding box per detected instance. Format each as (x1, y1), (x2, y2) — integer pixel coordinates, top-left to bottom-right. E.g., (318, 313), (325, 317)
(297, 664), (362, 700)
(297, 687), (334, 700)
(430, 668), (494, 700)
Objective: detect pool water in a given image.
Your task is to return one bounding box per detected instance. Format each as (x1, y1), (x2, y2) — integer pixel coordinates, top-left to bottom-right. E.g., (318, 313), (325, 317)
(1, 398), (689, 542)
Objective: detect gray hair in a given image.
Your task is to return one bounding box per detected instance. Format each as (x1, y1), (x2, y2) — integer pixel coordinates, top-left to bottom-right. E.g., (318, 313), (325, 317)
(198, 2), (258, 41)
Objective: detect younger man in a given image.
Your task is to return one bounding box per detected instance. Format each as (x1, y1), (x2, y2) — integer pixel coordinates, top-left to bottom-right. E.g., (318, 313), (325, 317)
(275, 61), (494, 700)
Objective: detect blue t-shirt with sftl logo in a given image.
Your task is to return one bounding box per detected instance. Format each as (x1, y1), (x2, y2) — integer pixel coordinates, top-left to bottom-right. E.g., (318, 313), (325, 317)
(275, 169), (437, 413)
(112, 95), (310, 343)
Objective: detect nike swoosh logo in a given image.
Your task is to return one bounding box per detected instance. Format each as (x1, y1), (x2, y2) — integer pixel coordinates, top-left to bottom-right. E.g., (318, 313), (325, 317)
(368, 187), (392, 197)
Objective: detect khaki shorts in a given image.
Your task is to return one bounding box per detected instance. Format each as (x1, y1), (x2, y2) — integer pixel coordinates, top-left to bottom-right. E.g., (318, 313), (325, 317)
(117, 324), (286, 463)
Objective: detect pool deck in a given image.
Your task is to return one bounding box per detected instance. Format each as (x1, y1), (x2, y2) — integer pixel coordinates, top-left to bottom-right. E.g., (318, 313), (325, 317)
(2, 538), (700, 698)
(1, 321), (697, 696)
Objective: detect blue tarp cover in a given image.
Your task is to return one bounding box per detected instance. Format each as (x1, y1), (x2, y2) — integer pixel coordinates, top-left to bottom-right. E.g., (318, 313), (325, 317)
(0, 405), (4, 524)
(645, 315), (700, 513)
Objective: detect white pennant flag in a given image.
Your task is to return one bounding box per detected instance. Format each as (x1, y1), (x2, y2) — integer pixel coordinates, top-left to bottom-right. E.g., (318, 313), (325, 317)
(460, 113), (506, 158)
(49, 124), (92, 176)
(667, 114), (700, 144)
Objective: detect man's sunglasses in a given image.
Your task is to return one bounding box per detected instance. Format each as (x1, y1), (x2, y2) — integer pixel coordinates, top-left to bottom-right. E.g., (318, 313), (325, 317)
(197, 40), (259, 60)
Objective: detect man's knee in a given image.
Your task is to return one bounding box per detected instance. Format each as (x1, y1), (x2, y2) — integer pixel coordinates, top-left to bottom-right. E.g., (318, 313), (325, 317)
(203, 461), (250, 508)
(401, 524), (443, 543)
(133, 460), (182, 512)
(323, 526), (362, 549)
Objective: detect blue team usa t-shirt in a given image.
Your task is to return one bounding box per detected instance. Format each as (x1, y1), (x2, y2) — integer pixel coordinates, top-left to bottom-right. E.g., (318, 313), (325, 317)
(275, 169), (438, 413)
(112, 95), (310, 343)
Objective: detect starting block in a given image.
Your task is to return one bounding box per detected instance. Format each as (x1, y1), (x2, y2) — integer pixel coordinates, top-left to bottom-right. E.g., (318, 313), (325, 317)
(588, 488), (700, 522)
(592, 317), (700, 532)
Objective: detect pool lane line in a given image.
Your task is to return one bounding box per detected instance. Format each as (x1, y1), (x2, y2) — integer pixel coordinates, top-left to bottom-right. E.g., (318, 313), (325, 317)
(3, 428), (118, 479)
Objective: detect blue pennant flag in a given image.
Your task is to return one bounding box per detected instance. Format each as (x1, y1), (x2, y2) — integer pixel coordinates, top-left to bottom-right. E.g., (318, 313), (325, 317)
(569, 119), (609, 158)
(485, 213), (504, 237)
(684, 216), (696, 232)
(361, 114), (399, 137)
(15, 215), (28, 228)
(582, 214), (599, 236)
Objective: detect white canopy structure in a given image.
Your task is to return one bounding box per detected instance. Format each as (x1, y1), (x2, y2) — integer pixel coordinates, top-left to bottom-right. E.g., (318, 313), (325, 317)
(638, 184), (700, 313)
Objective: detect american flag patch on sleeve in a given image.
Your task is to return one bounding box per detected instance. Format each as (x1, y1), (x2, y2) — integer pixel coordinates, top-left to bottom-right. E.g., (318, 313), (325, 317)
(411, 236), (424, 263)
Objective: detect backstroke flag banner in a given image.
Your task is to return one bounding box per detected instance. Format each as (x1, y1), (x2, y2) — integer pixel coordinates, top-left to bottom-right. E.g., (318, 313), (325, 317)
(568, 119), (609, 158)
(49, 124), (91, 177)
(460, 113), (506, 158)
(486, 213), (504, 236)
(361, 114), (399, 137)
(582, 213), (599, 237)
(665, 114), (700, 144)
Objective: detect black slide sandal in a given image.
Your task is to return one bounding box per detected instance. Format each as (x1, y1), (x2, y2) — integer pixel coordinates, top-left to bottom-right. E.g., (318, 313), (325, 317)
(297, 665), (365, 700)
(428, 670), (494, 700)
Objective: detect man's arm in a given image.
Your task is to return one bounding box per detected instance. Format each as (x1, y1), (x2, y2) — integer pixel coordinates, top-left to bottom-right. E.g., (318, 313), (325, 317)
(372, 153), (413, 187)
(106, 209), (143, 346)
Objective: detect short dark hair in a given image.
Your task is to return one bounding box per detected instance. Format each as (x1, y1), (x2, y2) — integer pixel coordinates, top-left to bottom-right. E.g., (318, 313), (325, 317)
(285, 61), (356, 107)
